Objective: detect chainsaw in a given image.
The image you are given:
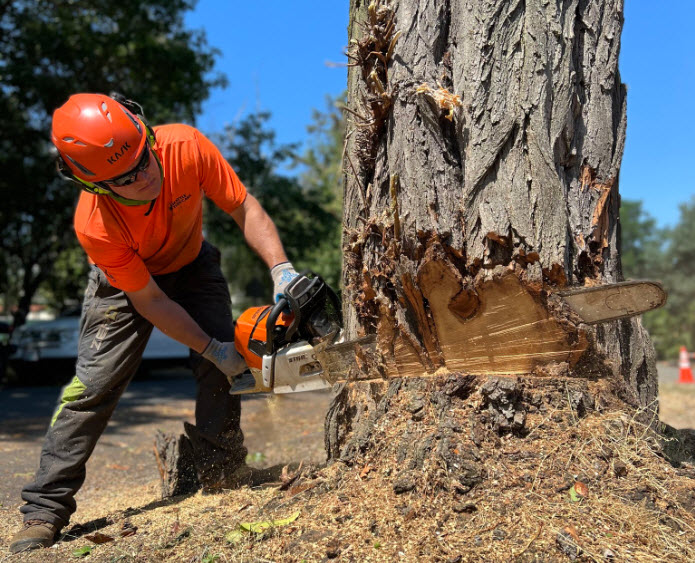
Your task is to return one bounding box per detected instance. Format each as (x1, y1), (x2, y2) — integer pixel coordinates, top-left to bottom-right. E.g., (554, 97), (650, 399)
(230, 273), (666, 395)
(231, 272), (357, 394)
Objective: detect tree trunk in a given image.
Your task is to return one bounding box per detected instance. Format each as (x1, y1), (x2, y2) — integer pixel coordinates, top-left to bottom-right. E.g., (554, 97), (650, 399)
(326, 0), (659, 462)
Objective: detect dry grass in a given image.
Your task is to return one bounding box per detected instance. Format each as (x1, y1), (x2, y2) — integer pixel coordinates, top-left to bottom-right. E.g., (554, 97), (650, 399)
(4, 399), (693, 563)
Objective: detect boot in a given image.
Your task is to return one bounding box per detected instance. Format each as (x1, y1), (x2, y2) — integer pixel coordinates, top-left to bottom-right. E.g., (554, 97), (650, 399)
(9, 519), (60, 553)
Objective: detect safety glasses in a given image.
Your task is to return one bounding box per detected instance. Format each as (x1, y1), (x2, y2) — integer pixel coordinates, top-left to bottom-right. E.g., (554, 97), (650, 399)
(103, 143), (151, 187)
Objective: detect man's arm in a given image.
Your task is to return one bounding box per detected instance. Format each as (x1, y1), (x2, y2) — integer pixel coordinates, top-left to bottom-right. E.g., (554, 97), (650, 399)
(230, 194), (288, 268)
(126, 272), (246, 380)
(126, 276), (210, 353)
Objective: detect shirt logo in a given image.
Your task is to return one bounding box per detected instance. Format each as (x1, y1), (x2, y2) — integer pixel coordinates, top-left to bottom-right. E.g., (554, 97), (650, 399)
(169, 194), (192, 211)
(107, 141), (132, 165)
(97, 266), (116, 281)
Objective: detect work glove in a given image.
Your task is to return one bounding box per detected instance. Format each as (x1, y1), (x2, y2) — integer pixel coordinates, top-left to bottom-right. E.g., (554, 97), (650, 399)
(270, 261), (299, 302)
(202, 338), (247, 383)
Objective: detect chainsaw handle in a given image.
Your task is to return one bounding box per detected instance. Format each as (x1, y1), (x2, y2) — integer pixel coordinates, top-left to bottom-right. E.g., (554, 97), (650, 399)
(264, 296), (297, 355)
(264, 272), (341, 356)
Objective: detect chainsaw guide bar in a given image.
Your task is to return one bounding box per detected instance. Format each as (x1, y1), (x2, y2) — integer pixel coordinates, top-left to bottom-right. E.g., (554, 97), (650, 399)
(558, 281), (666, 324)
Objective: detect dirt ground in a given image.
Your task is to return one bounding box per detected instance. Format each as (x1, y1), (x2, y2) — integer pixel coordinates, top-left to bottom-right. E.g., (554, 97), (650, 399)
(0, 370), (332, 553)
(0, 363), (693, 557)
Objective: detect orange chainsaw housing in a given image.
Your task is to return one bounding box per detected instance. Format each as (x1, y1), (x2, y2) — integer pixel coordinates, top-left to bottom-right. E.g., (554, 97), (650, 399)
(234, 305), (294, 370)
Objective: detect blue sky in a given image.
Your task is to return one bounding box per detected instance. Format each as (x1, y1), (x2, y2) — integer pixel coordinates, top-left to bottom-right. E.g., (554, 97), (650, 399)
(186, 1), (694, 228)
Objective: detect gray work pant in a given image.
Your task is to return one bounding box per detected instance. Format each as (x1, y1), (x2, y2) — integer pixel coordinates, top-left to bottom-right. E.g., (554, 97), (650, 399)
(20, 241), (247, 528)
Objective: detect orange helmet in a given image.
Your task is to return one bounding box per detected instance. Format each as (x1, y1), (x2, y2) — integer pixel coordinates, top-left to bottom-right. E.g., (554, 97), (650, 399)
(51, 93), (148, 182)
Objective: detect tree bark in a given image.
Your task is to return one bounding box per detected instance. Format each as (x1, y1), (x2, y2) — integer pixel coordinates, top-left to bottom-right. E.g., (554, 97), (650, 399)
(154, 431), (200, 498)
(327, 0), (659, 462)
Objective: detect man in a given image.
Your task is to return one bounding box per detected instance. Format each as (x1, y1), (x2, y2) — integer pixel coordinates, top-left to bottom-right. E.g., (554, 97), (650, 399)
(9, 93), (299, 553)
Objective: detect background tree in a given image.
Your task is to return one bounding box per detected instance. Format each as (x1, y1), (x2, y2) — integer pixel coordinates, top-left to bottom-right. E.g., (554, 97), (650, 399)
(205, 106), (344, 310)
(663, 199), (695, 354)
(619, 200), (671, 357)
(619, 200), (664, 281)
(294, 95), (347, 290)
(620, 198), (695, 359)
(0, 0), (224, 328)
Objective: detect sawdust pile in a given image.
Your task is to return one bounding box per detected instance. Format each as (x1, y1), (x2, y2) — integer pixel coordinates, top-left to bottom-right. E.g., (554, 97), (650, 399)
(7, 377), (695, 562)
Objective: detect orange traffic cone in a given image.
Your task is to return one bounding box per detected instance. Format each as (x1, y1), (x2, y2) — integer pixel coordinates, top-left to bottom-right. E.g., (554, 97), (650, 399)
(678, 346), (694, 384)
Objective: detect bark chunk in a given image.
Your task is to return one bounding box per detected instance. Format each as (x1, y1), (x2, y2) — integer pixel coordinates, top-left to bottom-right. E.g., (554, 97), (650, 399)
(153, 431), (200, 498)
(480, 377), (527, 436)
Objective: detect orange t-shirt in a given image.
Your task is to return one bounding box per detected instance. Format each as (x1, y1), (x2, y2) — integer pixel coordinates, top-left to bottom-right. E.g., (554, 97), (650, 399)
(74, 124), (247, 292)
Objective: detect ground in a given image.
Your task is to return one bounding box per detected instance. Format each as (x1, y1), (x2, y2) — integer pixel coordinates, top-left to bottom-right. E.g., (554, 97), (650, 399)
(0, 363), (693, 561)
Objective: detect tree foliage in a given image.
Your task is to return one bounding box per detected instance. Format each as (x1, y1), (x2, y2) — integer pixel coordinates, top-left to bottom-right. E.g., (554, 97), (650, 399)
(620, 197), (695, 359)
(659, 198), (695, 356)
(0, 0), (224, 325)
(619, 200), (664, 280)
(205, 102), (344, 311)
(294, 95), (346, 290)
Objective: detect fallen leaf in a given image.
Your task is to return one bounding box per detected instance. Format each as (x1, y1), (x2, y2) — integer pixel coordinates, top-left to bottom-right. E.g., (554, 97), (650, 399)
(225, 529), (245, 545)
(72, 545), (93, 558)
(239, 511), (300, 535)
(226, 511), (300, 543)
(120, 521), (137, 537)
(564, 525), (580, 542)
(569, 485), (581, 502)
(574, 481), (589, 497)
(360, 465), (374, 479)
(85, 532), (114, 545)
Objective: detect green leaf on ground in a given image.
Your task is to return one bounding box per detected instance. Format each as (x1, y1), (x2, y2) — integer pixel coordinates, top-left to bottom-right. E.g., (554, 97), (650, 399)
(240, 511), (300, 534)
(225, 530), (245, 545)
(569, 485), (581, 502)
(226, 511), (300, 543)
(246, 452), (267, 464)
(72, 545), (93, 557)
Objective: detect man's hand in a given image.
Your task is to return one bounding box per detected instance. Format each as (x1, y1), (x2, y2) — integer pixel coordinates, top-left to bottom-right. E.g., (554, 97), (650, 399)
(270, 262), (299, 302)
(202, 338), (247, 382)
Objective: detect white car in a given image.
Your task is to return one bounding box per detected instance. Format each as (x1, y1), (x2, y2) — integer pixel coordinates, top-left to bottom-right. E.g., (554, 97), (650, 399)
(10, 312), (190, 380)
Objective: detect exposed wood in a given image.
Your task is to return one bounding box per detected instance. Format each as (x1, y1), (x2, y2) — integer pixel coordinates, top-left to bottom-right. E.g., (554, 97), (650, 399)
(418, 265), (585, 375)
